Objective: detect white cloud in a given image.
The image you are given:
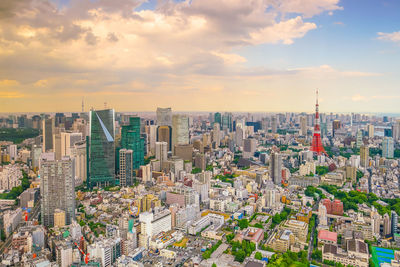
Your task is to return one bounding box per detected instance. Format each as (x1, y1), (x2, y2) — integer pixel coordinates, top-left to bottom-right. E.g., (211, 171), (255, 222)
(377, 31), (400, 43)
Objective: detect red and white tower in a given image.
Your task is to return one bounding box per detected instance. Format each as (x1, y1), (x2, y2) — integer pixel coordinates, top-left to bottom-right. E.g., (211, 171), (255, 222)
(311, 89), (326, 155)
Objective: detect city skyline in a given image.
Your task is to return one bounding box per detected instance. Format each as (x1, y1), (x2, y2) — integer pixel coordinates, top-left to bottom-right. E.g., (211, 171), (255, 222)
(0, 0), (400, 113)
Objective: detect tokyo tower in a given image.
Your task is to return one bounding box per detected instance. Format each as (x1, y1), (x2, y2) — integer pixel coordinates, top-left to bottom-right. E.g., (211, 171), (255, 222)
(311, 89), (326, 155)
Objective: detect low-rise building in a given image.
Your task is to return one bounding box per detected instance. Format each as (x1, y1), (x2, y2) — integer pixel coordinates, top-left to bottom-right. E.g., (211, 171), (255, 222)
(322, 240), (369, 267)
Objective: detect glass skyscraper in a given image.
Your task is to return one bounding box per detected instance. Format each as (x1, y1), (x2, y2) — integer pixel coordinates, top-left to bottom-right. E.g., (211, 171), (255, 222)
(121, 117), (145, 170)
(87, 109), (116, 188)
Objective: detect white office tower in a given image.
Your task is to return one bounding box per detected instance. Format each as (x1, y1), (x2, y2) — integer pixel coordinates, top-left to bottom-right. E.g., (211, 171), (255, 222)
(265, 187), (276, 208)
(172, 114), (189, 151)
(350, 155), (360, 168)
(7, 144), (17, 161)
(87, 238), (121, 267)
(139, 209), (171, 248)
(55, 241), (73, 267)
(119, 149), (133, 187)
(60, 132), (82, 157)
(123, 228), (137, 255)
(213, 123), (221, 148)
(382, 137), (394, 159)
(392, 120), (400, 141)
(32, 145), (42, 170)
(371, 207), (381, 238)
(147, 125), (157, 155)
(193, 180), (209, 202)
(40, 156), (75, 227)
(71, 141), (87, 184)
(270, 152), (282, 185)
(140, 164), (152, 183)
(156, 141), (168, 165)
(367, 124), (374, 138)
(235, 126), (244, 147)
(318, 202), (328, 227)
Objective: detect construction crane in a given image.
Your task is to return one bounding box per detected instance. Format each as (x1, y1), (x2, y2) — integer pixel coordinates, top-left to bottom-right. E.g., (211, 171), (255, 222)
(74, 237), (90, 264)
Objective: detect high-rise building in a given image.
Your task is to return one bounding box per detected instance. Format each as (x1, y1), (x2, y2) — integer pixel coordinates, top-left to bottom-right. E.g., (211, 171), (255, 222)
(42, 118), (54, 152)
(121, 117), (145, 170)
(146, 124), (157, 156)
(243, 138), (257, 159)
(156, 107), (172, 127)
(119, 149), (133, 187)
(382, 137), (394, 159)
(40, 156), (75, 227)
(393, 120), (400, 142)
(71, 140), (87, 183)
(222, 113), (233, 131)
(392, 211), (398, 236)
(384, 213), (391, 237)
(157, 125), (172, 151)
(87, 109), (116, 188)
(360, 145), (369, 168)
(61, 132), (82, 157)
(172, 114), (189, 151)
(367, 124), (375, 138)
(265, 188), (276, 208)
(332, 120), (341, 136)
(156, 142), (168, 164)
(270, 152), (282, 185)
(53, 133), (62, 160)
(7, 144), (17, 161)
(194, 153), (206, 171)
(371, 207), (381, 237)
(271, 116), (277, 134)
(356, 130), (363, 148)
(212, 123), (220, 148)
(214, 112), (221, 126)
(318, 202), (328, 227)
(300, 116), (307, 136)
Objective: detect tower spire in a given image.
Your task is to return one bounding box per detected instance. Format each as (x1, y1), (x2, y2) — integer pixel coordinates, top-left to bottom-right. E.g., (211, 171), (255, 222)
(311, 89), (326, 155)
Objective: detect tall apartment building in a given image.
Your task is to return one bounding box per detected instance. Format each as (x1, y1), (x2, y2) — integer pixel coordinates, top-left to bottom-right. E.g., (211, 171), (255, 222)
(382, 137), (394, 159)
(119, 149), (133, 187)
(40, 156), (75, 227)
(360, 145), (369, 168)
(270, 152), (282, 185)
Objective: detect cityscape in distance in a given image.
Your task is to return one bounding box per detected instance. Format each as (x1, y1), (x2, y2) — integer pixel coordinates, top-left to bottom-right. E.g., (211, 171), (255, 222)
(1, 1), (400, 267)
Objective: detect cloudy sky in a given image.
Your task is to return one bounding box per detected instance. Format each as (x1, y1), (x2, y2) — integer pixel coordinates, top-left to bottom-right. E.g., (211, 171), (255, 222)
(0, 0), (399, 113)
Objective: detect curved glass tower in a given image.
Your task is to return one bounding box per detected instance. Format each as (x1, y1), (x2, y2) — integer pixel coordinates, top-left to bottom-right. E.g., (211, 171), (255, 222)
(87, 109), (115, 188)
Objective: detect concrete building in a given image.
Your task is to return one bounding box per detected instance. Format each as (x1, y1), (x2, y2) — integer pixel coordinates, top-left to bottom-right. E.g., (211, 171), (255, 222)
(382, 137), (394, 159)
(171, 114), (189, 150)
(270, 152), (282, 185)
(60, 132), (82, 157)
(119, 149), (133, 187)
(40, 156), (75, 227)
